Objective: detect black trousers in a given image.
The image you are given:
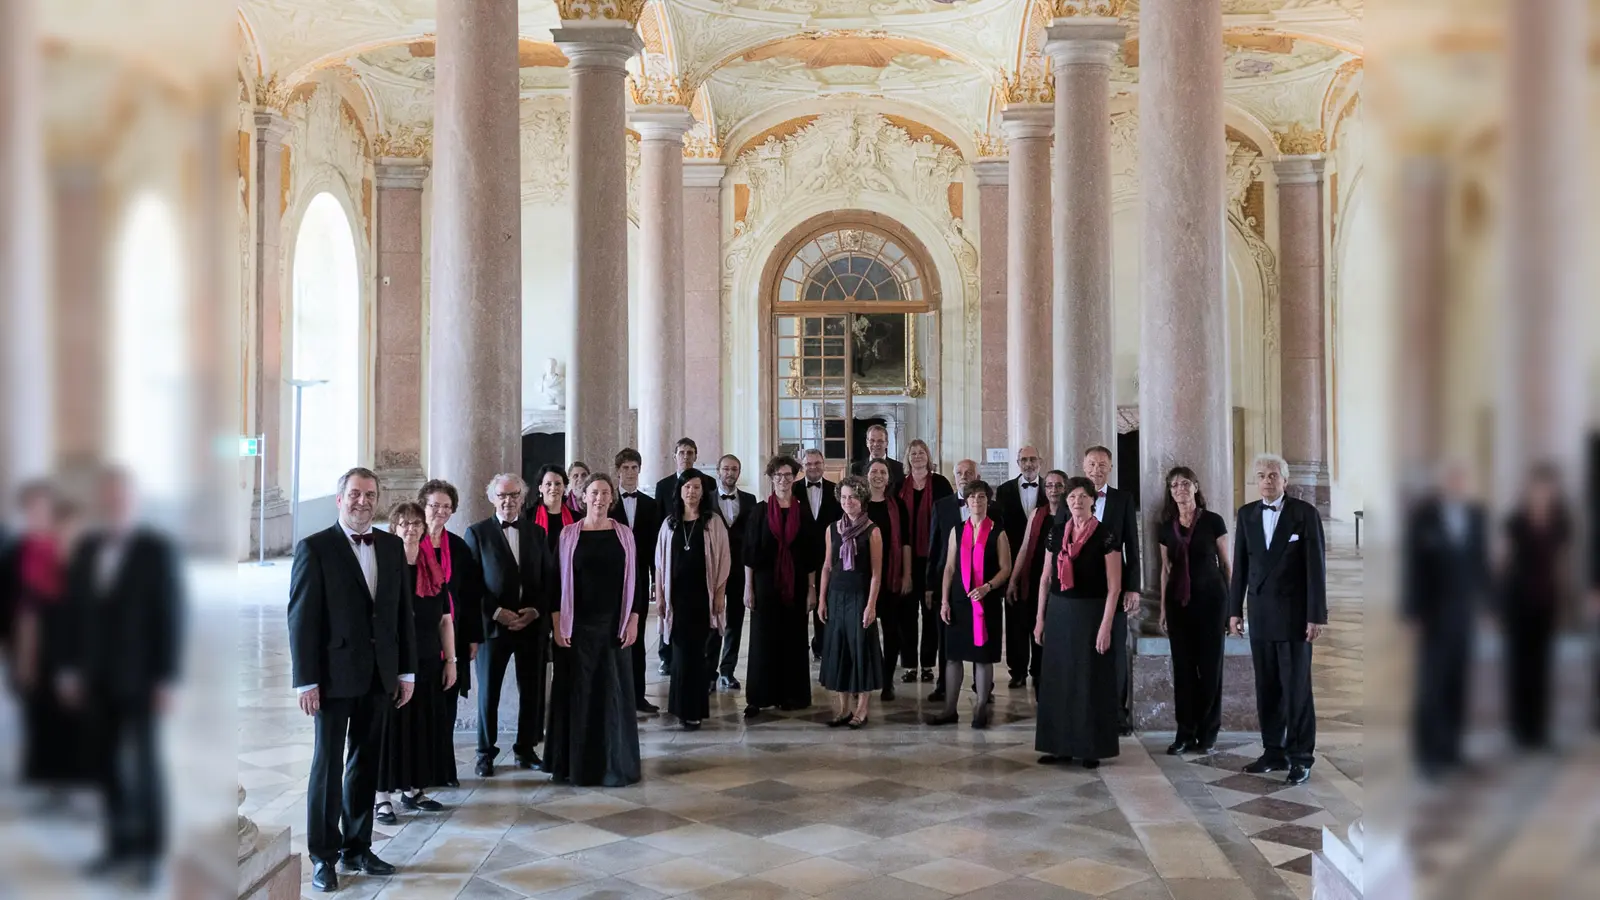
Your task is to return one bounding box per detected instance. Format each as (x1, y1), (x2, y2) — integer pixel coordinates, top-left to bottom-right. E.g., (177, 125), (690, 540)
(476, 630), (547, 762)
(900, 563), (938, 669)
(632, 620), (649, 702)
(878, 591), (903, 684)
(1412, 615), (1471, 771)
(1505, 607), (1555, 749)
(811, 609), (825, 657)
(1005, 588), (1042, 682)
(1250, 639), (1316, 767)
(1113, 606), (1131, 729)
(308, 684), (387, 862)
(89, 692), (164, 862)
(1168, 608), (1225, 746)
(705, 568), (748, 680)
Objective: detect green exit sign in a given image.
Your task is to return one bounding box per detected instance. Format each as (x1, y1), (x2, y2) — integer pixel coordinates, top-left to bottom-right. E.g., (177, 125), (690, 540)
(240, 437), (262, 458)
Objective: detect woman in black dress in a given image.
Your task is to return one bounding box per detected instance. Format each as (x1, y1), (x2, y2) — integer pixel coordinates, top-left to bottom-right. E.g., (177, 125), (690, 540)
(534, 464), (576, 558)
(1034, 477), (1123, 768)
(742, 455), (819, 719)
(565, 462), (590, 515)
(1156, 467), (1231, 755)
(898, 439), (953, 684)
(654, 469), (730, 730)
(819, 476), (885, 728)
(1008, 469), (1068, 696)
(376, 502), (458, 824)
(1498, 463), (1572, 751)
(547, 474), (642, 787)
(864, 461), (910, 699)
(927, 480), (1011, 729)
(417, 479), (482, 788)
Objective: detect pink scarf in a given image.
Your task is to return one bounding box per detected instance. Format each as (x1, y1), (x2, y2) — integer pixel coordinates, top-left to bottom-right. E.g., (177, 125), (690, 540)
(1055, 516), (1099, 591)
(959, 518), (992, 647)
(556, 520), (637, 643)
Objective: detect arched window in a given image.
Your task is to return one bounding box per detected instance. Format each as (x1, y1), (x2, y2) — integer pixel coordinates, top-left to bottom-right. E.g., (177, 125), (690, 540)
(111, 191), (188, 502)
(776, 227), (925, 305)
(290, 192), (360, 502)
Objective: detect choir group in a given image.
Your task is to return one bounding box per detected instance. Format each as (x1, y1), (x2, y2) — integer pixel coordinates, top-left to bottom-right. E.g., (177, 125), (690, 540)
(286, 427), (1328, 892)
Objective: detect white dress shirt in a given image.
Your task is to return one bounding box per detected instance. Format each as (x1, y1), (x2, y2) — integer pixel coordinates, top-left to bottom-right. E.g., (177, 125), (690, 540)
(1261, 499), (1283, 546)
(297, 524), (411, 693)
(805, 480), (824, 518)
(95, 531), (130, 596)
(718, 490), (740, 526)
(1092, 487), (1108, 522)
(1019, 479), (1040, 513)
(621, 492), (638, 526)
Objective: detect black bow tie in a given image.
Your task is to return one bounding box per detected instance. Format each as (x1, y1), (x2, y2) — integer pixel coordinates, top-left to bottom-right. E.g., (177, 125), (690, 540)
(807, 481), (822, 489)
(1263, 503), (1281, 513)
(500, 519), (519, 530)
(350, 532), (374, 546)
(622, 492), (639, 499)
(1022, 482), (1038, 489)
(721, 494), (737, 501)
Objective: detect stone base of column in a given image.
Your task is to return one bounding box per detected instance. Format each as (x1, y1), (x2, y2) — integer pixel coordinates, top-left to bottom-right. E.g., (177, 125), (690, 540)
(1131, 635), (1259, 731)
(1312, 820), (1363, 900)
(239, 824), (300, 900)
(374, 464), (428, 519)
(244, 488), (293, 561)
(1286, 460), (1330, 517)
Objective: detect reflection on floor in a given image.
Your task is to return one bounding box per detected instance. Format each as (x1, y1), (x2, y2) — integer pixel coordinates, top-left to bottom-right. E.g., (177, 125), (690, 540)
(237, 525), (1364, 900)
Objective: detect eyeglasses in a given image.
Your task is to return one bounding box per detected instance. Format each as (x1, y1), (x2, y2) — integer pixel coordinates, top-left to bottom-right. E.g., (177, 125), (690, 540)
(770, 472), (795, 481)
(1169, 479), (1195, 489)
(424, 502), (454, 512)
(495, 491), (523, 500)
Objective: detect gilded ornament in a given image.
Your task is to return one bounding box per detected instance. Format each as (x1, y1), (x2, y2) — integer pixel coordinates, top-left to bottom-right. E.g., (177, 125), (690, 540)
(973, 131), (1006, 158)
(627, 73), (692, 107)
(999, 63), (1054, 106)
(1052, 0), (1127, 18)
(553, 0), (647, 24)
(374, 124), (433, 160)
(1273, 123), (1327, 156)
(682, 132), (723, 160)
(255, 74), (292, 113)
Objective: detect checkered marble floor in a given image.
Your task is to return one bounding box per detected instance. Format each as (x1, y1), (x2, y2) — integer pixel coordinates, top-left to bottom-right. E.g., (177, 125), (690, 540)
(237, 524), (1365, 900)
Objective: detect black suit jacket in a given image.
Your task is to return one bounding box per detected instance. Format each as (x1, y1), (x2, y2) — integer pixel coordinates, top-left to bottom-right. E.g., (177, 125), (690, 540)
(995, 476), (1046, 557)
(611, 491), (663, 611)
(1228, 497), (1328, 641)
(849, 457), (905, 492)
(1096, 486), (1141, 595)
(464, 516), (554, 642)
(799, 477), (843, 529)
(62, 528), (185, 699)
(288, 525), (416, 700)
(654, 471), (719, 516)
(927, 493), (967, 588)
(1402, 498), (1488, 624)
(714, 488), (758, 600)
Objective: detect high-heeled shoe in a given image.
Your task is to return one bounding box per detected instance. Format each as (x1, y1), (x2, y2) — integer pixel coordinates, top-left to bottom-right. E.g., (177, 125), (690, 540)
(827, 713), (852, 728)
(847, 715), (868, 730)
(924, 711), (959, 726)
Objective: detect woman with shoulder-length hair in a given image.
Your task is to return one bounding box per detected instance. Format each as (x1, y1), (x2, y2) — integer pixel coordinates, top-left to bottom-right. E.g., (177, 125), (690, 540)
(819, 475), (885, 727)
(927, 479), (1011, 729)
(654, 468), (730, 730)
(414, 479), (483, 789)
(898, 439), (953, 684)
(1155, 467), (1231, 755)
(546, 473), (642, 787)
(742, 454), (821, 719)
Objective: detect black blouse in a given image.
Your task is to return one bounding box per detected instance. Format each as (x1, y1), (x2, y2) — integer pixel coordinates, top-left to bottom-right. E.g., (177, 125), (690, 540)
(1045, 517), (1119, 597)
(743, 498), (822, 575)
(1156, 509), (1229, 600)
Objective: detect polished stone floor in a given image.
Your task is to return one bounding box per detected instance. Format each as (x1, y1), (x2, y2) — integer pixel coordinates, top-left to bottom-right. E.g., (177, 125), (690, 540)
(237, 524), (1365, 900)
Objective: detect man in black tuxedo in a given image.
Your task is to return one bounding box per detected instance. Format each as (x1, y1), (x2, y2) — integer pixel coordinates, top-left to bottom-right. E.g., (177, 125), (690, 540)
(653, 438), (719, 674)
(611, 449), (662, 713)
(995, 445), (1046, 688)
(1229, 454), (1327, 786)
(1081, 446), (1142, 733)
(849, 423), (905, 490)
(58, 468), (183, 886)
(926, 458), (978, 703)
(708, 454), (758, 690)
(289, 468), (417, 891)
(800, 449), (842, 658)
(464, 473), (554, 777)
(1401, 461), (1487, 780)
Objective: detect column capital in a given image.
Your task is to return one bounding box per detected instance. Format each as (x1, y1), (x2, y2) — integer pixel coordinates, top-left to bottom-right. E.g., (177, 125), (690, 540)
(553, 25), (642, 72)
(553, 0), (646, 24)
(1043, 21), (1125, 68)
(254, 110), (292, 146)
(1272, 123), (1327, 156)
(1000, 104), (1054, 142)
(1273, 155), (1326, 185)
(630, 107), (696, 142)
(682, 162), (726, 189)
(373, 123), (433, 161)
(374, 159), (430, 190)
(972, 159), (1009, 186)
(1049, 0), (1128, 17)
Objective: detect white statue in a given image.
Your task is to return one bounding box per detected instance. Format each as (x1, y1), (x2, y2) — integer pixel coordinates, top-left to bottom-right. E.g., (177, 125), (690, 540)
(539, 358), (566, 410)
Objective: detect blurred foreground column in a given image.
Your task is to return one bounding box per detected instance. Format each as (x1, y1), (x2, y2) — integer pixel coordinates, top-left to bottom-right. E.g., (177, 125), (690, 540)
(0, 0), (52, 498)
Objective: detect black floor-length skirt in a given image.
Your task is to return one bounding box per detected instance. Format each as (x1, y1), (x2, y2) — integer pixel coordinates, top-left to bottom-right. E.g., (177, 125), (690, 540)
(819, 579), (883, 693)
(745, 571), (813, 711)
(545, 624), (641, 787)
(378, 660), (453, 791)
(667, 588), (712, 723)
(1035, 592), (1120, 761)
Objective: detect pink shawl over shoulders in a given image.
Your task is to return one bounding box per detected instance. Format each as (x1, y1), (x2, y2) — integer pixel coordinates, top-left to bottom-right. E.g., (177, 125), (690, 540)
(557, 519), (637, 643)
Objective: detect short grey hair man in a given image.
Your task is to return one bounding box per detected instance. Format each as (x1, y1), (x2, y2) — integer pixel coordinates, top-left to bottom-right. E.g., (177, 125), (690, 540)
(1252, 453), (1291, 482)
(485, 473), (527, 501)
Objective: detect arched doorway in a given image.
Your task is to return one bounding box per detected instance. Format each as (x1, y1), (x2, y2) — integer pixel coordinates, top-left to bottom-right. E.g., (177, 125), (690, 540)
(290, 192), (360, 521)
(762, 213), (940, 475)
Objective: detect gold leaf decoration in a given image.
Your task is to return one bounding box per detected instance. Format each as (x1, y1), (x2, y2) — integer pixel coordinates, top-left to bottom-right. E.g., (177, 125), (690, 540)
(999, 61), (1054, 105)
(1051, 0), (1127, 18)
(255, 74), (292, 113)
(973, 131), (1007, 158)
(373, 124), (433, 160)
(627, 73), (692, 107)
(682, 132), (723, 160)
(553, 0), (647, 24)
(1273, 123), (1327, 156)
(740, 32), (953, 70)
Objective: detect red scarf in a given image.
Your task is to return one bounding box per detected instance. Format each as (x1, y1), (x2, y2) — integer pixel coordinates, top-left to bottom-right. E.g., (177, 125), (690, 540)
(1055, 516), (1099, 591)
(17, 535), (62, 602)
(417, 531), (450, 602)
(535, 502), (575, 535)
(898, 473), (933, 560)
(1015, 504), (1052, 576)
(766, 495), (802, 604)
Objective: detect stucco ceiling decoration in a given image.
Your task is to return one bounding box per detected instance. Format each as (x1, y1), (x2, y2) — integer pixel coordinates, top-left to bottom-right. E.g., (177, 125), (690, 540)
(739, 33), (956, 69)
(1121, 29), (1343, 76)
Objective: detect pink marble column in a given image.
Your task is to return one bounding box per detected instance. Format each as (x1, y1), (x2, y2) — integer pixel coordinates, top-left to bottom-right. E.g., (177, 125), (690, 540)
(973, 158), (1009, 454)
(431, 0), (522, 524)
(1395, 155), (1449, 470)
(632, 109), (693, 486)
(1045, 19), (1123, 471)
(1000, 106), (1053, 466)
(51, 162), (108, 469)
(682, 161), (725, 460)
(1138, 0), (1230, 550)
(373, 160), (428, 506)
(555, 25), (640, 468)
(1274, 156), (1329, 514)
(0, 0), (51, 496)
(1498, 0), (1588, 492)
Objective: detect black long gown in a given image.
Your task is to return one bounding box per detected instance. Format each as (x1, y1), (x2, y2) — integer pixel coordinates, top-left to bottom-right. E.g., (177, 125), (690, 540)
(820, 521), (884, 694)
(1036, 519), (1121, 762)
(545, 529), (641, 787)
(865, 499), (909, 684)
(899, 474), (953, 670)
(1160, 510), (1229, 747)
(430, 532), (481, 786)
(944, 518), (1004, 664)
(744, 499), (819, 712)
(667, 520), (712, 723)
(377, 569), (452, 792)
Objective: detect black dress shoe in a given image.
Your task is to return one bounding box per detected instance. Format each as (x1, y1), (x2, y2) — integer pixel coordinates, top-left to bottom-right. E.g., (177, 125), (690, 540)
(683, 720), (701, 731)
(743, 705), (762, 719)
(658, 661), (670, 676)
(444, 778), (461, 788)
(924, 711), (959, 726)
(919, 668), (934, 683)
(1193, 743), (1215, 754)
(339, 850), (396, 876)
(881, 684), (896, 702)
(400, 793), (445, 812)
(1244, 756), (1288, 775)
(374, 801), (398, 825)
(901, 670), (919, 683)
(311, 860), (338, 892)
(1007, 676), (1026, 689)
(1038, 754), (1071, 765)
(515, 751), (542, 769)
(928, 687), (946, 703)
(1119, 724), (1134, 737)
(721, 675), (741, 690)
(971, 706), (991, 730)
(637, 699), (660, 714)
(1285, 764), (1311, 786)
(1166, 739), (1194, 756)
(1081, 759), (1101, 770)
(475, 759), (494, 778)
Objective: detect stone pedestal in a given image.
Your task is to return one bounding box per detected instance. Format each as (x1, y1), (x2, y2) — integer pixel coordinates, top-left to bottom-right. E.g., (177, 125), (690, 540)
(1312, 820), (1363, 900)
(973, 158), (1008, 453)
(1274, 156), (1330, 515)
(1000, 105), (1053, 465)
(239, 785), (300, 900)
(1131, 635), (1258, 731)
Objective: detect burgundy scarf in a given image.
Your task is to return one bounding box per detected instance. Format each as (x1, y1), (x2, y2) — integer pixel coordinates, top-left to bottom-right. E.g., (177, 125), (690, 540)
(876, 497), (903, 586)
(1015, 504), (1052, 576)
(766, 495), (802, 604)
(1054, 516), (1099, 591)
(418, 532), (450, 603)
(898, 473), (933, 559)
(1168, 515), (1197, 607)
(17, 535), (62, 602)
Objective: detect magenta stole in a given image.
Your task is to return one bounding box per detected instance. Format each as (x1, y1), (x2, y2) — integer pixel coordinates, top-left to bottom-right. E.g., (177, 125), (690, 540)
(959, 518), (993, 646)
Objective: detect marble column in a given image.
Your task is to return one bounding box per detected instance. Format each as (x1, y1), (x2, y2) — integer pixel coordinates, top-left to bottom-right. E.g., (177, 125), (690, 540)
(1045, 19), (1123, 471)
(1498, 0), (1588, 494)
(973, 158), (1009, 454)
(632, 108), (693, 486)
(51, 162), (108, 470)
(1137, 0), (1230, 572)
(682, 161), (726, 460)
(1000, 105), (1053, 466)
(373, 159), (428, 508)
(0, 0), (51, 498)
(1274, 156), (1330, 514)
(554, 24), (641, 469)
(430, 0), (522, 525)
(249, 111), (293, 553)
(1395, 154), (1449, 471)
